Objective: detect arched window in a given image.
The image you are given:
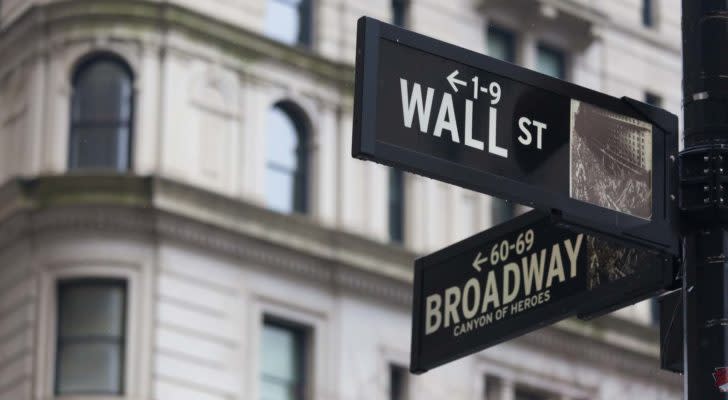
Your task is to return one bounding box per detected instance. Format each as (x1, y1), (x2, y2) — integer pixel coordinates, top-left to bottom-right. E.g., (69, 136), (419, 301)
(266, 103), (309, 214)
(69, 55), (133, 171)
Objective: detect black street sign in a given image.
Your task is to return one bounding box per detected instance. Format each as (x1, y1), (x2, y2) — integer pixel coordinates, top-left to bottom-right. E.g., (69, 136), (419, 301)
(410, 210), (674, 373)
(353, 17), (679, 255)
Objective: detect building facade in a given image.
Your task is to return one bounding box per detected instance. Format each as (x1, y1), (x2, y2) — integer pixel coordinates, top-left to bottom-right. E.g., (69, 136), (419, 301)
(0, 0), (681, 399)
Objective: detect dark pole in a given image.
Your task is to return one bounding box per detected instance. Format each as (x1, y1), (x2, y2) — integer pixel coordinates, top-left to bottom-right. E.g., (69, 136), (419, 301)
(681, 1), (728, 398)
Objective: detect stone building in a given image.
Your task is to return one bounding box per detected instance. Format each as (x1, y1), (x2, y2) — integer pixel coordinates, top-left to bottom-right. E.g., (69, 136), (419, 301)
(0, 1), (681, 400)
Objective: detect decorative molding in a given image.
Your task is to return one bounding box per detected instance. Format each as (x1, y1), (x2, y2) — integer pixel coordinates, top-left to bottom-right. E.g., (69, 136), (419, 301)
(0, 0), (355, 89)
(0, 175), (668, 372)
(510, 322), (681, 389)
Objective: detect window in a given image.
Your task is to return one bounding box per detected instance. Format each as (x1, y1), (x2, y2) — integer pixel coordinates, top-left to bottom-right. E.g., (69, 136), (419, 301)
(487, 26), (516, 63)
(389, 168), (405, 243)
(486, 26), (517, 226)
(642, 0), (655, 27)
(389, 364), (408, 400)
(264, 0), (312, 46)
(536, 43), (566, 80)
(266, 103), (309, 214)
(650, 298), (660, 325)
(645, 91), (662, 107)
(55, 280), (126, 395)
(391, 0), (408, 27)
(491, 197), (514, 225)
(261, 319), (308, 400)
(69, 56), (133, 171)
(485, 375), (501, 399)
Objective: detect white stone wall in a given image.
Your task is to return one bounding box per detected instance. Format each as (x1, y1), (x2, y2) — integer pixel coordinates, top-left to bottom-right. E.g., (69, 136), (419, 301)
(0, 241), (35, 400)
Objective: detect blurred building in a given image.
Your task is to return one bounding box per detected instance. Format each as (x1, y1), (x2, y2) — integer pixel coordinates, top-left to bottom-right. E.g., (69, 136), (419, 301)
(0, 1), (681, 400)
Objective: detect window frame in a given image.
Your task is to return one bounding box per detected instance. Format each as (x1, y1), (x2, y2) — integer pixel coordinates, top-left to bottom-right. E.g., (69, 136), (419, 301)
(535, 42), (567, 80)
(68, 53), (135, 172)
(388, 168), (405, 243)
(264, 0), (314, 47)
(389, 364), (409, 400)
(491, 197), (515, 225)
(391, 0), (408, 27)
(478, 367), (593, 400)
(54, 278), (128, 396)
(645, 91), (663, 107)
(486, 25), (517, 64)
(642, 0), (656, 28)
(266, 101), (311, 215)
(260, 316), (310, 400)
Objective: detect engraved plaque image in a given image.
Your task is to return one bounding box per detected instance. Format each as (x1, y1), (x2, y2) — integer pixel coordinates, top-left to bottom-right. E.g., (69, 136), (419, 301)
(569, 100), (653, 220)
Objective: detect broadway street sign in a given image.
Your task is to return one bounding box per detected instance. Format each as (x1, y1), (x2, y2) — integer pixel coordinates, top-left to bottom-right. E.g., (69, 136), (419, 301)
(353, 17), (678, 255)
(410, 210), (674, 373)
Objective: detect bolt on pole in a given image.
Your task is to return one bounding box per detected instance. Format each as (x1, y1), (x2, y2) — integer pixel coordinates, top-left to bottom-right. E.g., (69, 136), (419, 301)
(681, 1), (728, 399)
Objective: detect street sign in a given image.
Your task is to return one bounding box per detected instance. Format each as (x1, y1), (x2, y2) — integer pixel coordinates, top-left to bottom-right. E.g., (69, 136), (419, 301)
(353, 17), (679, 255)
(410, 210), (673, 373)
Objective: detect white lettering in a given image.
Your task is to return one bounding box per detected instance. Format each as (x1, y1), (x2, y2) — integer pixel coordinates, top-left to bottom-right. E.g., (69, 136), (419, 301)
(462, 278), (481, 319)
(521, 249), (547, 295)
(400, 79), (435, 133)
(502, 262), (521, 305)
(564, 234), (584, 278)
(488, 107), (508, 158)
(517, 117), (532, 146)
(533, 121), (547, 149)
(481, 270), (500, 313)
(444, 286), (462, 327)
(433, 92), (460, 143)
(464, 99), (484, 150)
(546, 244), (566, 288)
(425, 294), (442, 335)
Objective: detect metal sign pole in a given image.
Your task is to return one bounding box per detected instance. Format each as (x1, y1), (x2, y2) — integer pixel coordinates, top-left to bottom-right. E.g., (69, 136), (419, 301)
(681, 1), (728, 398)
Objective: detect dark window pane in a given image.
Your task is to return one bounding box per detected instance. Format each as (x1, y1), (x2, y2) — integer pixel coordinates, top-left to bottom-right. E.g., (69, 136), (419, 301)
(643, 0), (653, 27)
(264, 0), (311, 46)
(261, 321), (306, 400)
(59, 283), (125, 337)
(57, 342), (123, 394)
(650, 298), (660, 325)
(390, 365), (408, 400)
(536, 44), (566, 79)
(645, 92), (662, 107)
(70, 126), (131, 171)
(266, 104), (308, 214)
(69, 57), (133, 171)
(392, 0), (408, 27)
(389, 169), (405, 243)
(491, 198), (514, 225)
(56, 280), (126, 395)
(487, 26), (516, 63)
(515, 389), (549, 400)
(484, 375), (501, 400)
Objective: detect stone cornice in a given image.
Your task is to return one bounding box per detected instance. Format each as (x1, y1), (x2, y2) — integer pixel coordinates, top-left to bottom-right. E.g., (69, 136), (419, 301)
(0, 0), (354, 88)
(0, 175), (670, 375)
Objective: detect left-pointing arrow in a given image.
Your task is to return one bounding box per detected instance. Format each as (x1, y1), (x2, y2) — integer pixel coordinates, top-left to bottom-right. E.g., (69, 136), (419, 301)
(472, 251), (488, 272)
(447, 70), (467, 92)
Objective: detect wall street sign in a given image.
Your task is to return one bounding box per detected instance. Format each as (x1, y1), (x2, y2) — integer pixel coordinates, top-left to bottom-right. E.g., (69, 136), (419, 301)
(353, 17), (679, 255)
(410, 210), (674, 373)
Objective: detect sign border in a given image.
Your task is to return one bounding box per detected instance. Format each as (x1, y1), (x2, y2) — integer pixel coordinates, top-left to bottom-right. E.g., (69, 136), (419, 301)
(353, 16), (679, 255)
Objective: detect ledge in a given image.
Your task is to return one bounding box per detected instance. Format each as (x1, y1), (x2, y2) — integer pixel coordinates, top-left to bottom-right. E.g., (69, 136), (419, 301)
(0, 175), (671, 377)
(0, 0), (355, 88)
